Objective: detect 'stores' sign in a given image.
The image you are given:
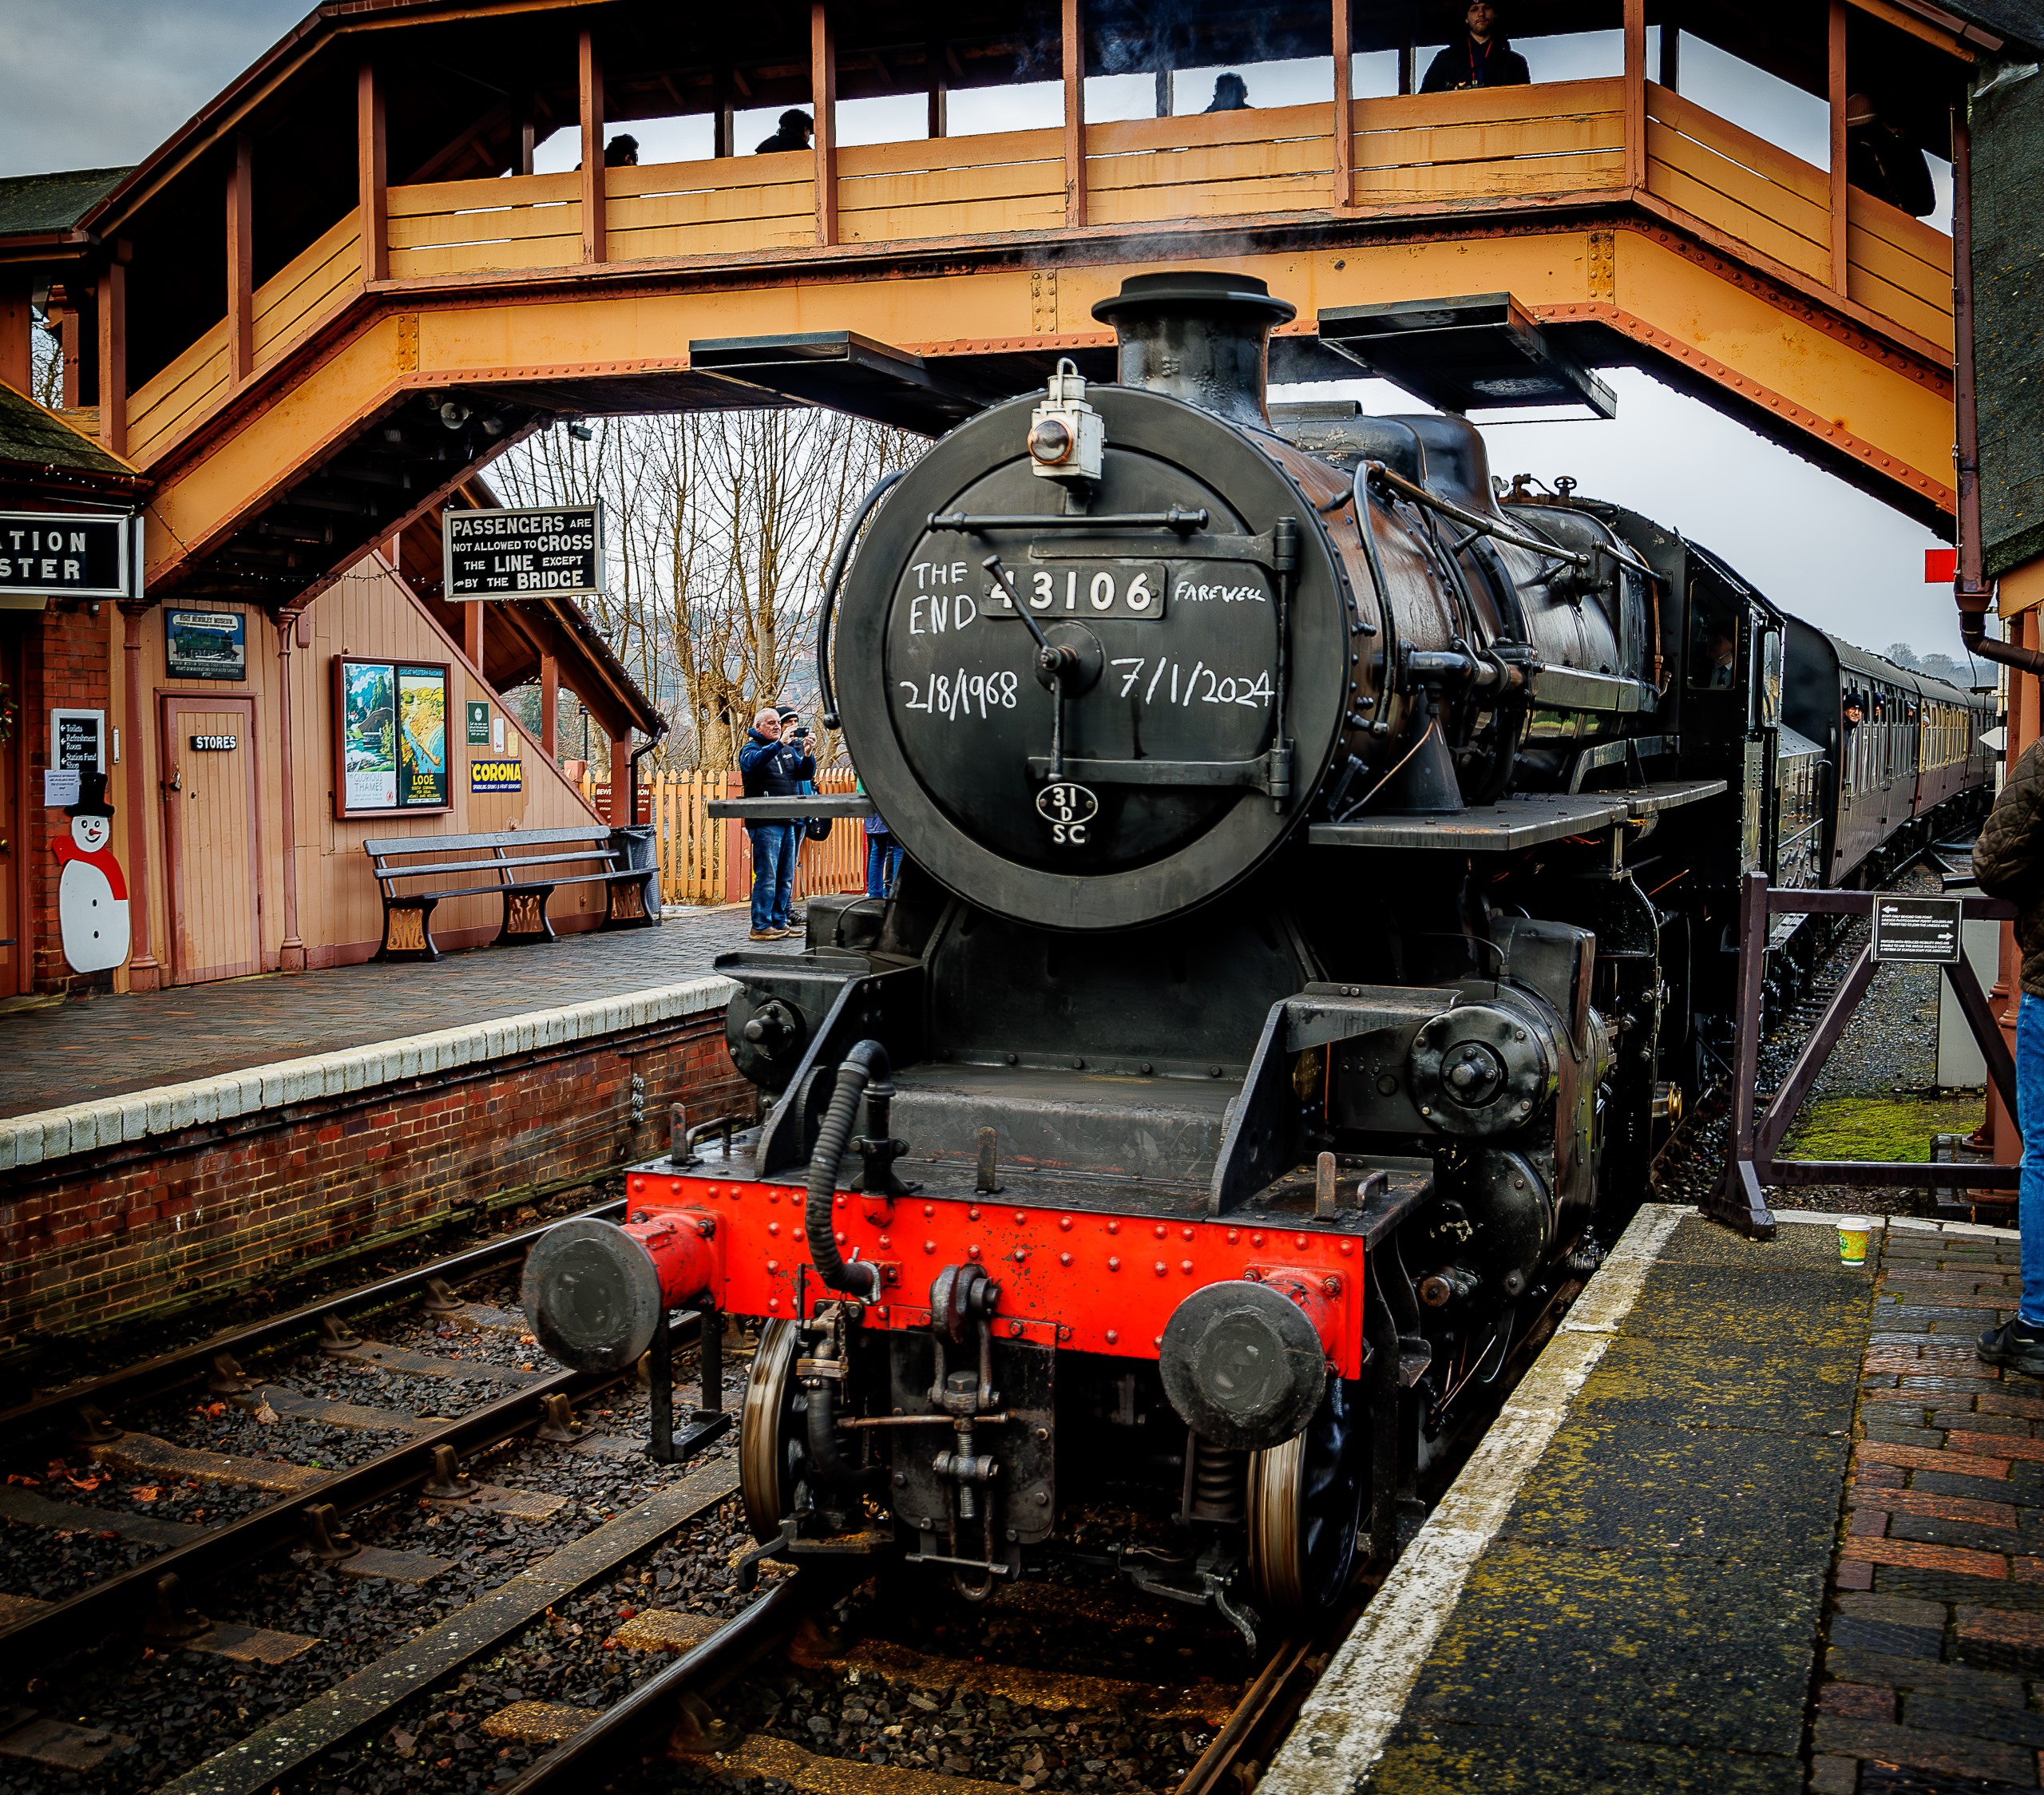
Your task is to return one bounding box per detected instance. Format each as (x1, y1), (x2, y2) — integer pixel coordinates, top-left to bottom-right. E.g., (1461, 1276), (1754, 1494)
(443, 505), (604, 599)
(0, 512), (132, 599)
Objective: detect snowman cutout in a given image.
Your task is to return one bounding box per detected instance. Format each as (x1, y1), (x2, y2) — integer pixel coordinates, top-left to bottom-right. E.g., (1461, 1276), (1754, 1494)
(53, 770), (130, 974)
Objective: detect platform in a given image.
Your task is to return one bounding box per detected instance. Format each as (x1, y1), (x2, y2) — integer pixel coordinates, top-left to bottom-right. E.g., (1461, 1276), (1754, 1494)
(0, 905), (769, 1122)
(0, 909), (780, 1342)
(1266, 1204), (2040, 1794)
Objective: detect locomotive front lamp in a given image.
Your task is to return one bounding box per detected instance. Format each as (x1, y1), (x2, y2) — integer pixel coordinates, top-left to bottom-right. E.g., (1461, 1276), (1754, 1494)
(1027, 358), (1103, 484)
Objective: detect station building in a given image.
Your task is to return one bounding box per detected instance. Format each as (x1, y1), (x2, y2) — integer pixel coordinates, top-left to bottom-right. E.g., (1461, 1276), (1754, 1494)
(0, 290), (658, 999)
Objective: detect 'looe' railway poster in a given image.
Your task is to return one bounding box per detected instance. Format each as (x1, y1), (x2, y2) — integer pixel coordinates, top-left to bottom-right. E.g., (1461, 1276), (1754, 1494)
(334, 657), (451, 818)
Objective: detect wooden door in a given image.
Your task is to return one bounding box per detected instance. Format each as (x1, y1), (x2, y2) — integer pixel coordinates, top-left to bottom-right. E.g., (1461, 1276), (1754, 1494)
(162, 695), (261, 983)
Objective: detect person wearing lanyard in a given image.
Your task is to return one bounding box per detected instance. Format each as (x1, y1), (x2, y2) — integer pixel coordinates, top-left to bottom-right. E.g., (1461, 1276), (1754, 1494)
(1420, 2), (1531, 93)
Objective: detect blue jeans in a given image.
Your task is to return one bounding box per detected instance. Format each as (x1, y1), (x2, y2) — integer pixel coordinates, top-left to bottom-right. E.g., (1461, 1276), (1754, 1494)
(747, 822), (798, 932)
(866, 837), (903, 898)
(2022, 994), (2044, 1324)
(774, 822), (802, 925)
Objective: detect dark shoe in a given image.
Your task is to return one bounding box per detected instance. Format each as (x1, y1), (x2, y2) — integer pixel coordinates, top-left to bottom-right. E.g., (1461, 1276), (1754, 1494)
(1979, 1318), (2044, 1377)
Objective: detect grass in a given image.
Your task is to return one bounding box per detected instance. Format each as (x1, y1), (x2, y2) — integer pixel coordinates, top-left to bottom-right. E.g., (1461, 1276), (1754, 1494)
(1779, 1092), (1988, 1163)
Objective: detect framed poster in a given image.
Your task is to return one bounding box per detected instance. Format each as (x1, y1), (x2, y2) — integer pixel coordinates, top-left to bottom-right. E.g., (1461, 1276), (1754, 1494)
(165, 608), (248, 680)
(333, 656), (452, 818)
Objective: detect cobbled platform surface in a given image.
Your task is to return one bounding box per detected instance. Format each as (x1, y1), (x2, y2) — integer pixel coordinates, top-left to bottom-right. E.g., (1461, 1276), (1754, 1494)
(0, 907), (777, 1119)
(1822, 1220), (2044, 1794)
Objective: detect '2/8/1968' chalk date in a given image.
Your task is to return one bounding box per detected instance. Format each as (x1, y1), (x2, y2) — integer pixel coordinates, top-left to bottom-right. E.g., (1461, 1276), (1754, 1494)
(894, 656), (1272, 722)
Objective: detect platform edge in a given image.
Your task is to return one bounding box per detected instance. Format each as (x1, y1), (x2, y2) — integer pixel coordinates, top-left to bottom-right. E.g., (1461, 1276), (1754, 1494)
(0, 974), (737, 1172)
(1258, 1200), (1693, 1795)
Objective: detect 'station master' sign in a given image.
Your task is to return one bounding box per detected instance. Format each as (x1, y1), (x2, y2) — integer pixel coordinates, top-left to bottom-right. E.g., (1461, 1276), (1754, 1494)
(443, 505), (604, 600)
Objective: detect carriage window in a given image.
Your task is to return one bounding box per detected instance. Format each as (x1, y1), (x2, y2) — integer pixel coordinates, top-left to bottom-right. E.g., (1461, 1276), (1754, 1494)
(1689, 601), (1739, 690)
(1758, 629), (1783, 726)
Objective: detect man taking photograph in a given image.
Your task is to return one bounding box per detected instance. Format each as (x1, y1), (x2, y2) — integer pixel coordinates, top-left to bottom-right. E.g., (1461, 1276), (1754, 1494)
(738, 705), (814, 941)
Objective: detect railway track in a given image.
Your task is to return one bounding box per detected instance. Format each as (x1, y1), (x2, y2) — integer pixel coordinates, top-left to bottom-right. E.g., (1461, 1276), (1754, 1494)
(492, 1565), (1336, 1795)
(0, 1197), (746, 1793)
(0, 1183), (1356, 1795)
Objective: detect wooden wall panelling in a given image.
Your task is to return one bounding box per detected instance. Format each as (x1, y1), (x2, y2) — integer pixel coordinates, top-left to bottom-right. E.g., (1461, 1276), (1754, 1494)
(250, 211), (364, 362)
(296, 557), (613, 964)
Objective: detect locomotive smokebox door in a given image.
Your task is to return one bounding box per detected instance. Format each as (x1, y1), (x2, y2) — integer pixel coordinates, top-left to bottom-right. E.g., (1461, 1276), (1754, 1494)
(834, 271), (1357, 933)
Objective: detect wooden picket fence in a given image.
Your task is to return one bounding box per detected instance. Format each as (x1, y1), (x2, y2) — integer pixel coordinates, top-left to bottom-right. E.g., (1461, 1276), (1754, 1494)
(579, 766), (868, 908)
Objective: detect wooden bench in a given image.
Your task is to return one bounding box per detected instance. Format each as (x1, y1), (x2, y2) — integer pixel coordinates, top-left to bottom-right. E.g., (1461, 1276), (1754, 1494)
(363, 827), (656, 961)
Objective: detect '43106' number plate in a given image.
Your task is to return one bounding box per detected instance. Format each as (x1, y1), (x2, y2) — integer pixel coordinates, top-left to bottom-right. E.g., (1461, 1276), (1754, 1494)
(988, 562), (1167, 622)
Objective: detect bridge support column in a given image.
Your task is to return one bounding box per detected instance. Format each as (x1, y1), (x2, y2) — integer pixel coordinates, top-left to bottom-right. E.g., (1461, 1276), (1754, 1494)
(541, 652), (559, 762)
(274, 612), (305, 973)
(1828, 0), (1849, 293)
(97, 248), (125, 458)
(228, 133), (252, 386)
(1331, 0), (1353, 208)
(358, 63), (388, 284)
(1063, 0), (1085, 227)
(0, 276), (29, 397)
(120, 602), (160, 993)
(1623, 0), (1646, 190)
(579, 30), (605, 264)
(812, 4), (838, 245)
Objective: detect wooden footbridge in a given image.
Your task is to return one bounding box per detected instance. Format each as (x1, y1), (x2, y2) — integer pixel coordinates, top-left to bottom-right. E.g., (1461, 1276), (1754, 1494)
(0, 0), (1991, 610)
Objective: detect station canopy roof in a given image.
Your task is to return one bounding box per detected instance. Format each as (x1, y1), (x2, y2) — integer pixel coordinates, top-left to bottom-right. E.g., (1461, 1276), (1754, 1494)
(0, 382), (146, 505)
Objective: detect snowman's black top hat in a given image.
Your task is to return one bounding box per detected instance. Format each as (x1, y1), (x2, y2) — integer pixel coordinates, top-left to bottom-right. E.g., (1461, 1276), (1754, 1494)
(68, 769), (114, 819)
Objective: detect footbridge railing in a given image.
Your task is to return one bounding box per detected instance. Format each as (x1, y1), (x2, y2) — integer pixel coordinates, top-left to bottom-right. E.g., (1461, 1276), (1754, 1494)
(1712, 870), (2017, 1238)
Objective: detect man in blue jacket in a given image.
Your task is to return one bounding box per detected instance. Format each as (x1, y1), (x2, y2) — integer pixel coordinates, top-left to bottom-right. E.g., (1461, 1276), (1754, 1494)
(737, 706), (814, 940)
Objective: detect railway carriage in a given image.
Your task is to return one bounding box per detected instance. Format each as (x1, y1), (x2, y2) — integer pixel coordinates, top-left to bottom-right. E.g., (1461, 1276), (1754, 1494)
(525, 273), (1992, 1643)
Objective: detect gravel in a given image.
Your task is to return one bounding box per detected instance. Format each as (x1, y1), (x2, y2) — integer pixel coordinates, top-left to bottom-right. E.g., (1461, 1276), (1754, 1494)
(637, 1571), (1242, 1795)
(0, 1323), (747, 1795)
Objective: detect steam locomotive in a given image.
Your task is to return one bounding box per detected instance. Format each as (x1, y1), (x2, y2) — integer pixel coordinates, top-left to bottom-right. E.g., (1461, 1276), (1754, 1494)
(524, 272), (1991, 1642)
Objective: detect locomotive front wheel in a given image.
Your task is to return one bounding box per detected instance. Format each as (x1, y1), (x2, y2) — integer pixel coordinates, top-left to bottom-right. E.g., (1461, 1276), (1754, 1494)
(740, 1318), (803, 1543)
(1246, 1377), (1366, 1615)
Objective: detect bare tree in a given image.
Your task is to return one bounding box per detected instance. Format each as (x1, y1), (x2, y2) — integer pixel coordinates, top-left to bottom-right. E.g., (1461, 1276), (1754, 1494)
(500, 406), (919, 768)
(30, 313), (61, 410)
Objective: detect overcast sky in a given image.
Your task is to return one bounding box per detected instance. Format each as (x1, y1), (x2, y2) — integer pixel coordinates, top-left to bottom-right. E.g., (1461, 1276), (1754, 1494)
(1, 1), (1971, 663)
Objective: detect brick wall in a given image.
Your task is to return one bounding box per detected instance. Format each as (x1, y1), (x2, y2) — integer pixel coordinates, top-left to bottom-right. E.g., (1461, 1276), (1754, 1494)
(0, 1011), (751, 1341)
(24, 604), (114, 997)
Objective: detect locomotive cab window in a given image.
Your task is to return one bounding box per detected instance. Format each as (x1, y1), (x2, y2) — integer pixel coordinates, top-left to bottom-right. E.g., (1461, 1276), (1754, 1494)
(1757, 628), (1783, 727)
(1688, 600), (1740, 690)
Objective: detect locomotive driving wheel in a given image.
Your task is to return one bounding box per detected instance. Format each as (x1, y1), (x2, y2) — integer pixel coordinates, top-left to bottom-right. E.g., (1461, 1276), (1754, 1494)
(1246, 1377), (1365, 1615)
(740, 1318), (804, 1543)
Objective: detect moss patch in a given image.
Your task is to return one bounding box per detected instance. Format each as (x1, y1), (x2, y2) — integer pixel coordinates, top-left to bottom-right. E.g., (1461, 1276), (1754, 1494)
(1780, 1093), (1987, 1164)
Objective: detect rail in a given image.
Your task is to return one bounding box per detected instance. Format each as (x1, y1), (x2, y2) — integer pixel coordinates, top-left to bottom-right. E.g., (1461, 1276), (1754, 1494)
(1710, 871), (2018, 1238)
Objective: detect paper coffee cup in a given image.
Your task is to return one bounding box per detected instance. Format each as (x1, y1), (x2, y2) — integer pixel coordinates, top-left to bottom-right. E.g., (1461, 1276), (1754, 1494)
(1836, 1216), (1872, 1265)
